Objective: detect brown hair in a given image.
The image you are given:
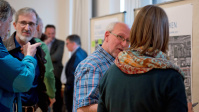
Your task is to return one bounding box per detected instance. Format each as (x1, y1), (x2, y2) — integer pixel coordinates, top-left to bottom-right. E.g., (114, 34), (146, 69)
(40, 33), (47, 41)
(130, 5), (169, 54)
(45, 24), (56, 30)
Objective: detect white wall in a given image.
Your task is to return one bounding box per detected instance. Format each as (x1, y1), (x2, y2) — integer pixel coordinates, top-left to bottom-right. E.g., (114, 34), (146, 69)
(93, 0), (136, 29)
(110, 0), (121, 14)
(94, 0), (120, 17)
(94, 0), (110, 17)
(71, 0), (92, 55)
(7, 0), (70, 64)
(138, 0), (152, 7)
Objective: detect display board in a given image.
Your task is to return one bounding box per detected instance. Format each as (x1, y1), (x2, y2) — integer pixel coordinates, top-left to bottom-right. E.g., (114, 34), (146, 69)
(134, 0), (199, 110)
(90, 12), (125, 53)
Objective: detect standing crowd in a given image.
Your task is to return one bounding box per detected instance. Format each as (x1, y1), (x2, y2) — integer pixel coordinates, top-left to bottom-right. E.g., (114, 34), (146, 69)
(0, 0), (194, 112)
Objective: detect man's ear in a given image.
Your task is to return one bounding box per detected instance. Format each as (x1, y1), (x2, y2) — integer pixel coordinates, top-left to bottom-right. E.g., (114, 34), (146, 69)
(72, 41), (76, 46)
(13, 22), (17, 30)
(36, 25), (40, 32)
(104, 31), (110, 42)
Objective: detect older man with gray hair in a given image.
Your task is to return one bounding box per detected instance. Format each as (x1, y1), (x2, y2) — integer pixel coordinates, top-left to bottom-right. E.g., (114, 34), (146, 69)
(3, 7), (49, 112)
(73, 22), (130, 112)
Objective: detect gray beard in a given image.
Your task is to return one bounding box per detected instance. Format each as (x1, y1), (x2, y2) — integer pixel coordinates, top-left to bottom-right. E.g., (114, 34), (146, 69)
(17, 33), (33, 43)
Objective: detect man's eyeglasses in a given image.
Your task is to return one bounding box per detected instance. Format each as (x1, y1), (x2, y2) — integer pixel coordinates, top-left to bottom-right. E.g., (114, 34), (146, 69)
(18, 21), (37, 27)
(109, 31), (130, 43)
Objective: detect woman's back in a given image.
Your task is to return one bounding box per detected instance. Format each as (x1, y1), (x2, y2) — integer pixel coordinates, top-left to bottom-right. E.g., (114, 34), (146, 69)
(98, 64), (187, 112)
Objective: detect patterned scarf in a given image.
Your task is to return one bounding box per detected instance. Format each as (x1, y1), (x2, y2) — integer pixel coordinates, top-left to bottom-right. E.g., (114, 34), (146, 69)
(115, 47), (184, 77)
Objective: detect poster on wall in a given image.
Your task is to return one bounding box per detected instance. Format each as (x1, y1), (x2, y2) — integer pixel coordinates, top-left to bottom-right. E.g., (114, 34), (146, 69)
(164, 4), (193, 102)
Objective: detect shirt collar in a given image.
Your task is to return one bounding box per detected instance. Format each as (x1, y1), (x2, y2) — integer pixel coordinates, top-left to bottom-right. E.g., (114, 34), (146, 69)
(14, 36), (21, 48)
(71, 46), (80, 55)
(50, 38), (56, 44)
(96, 44), (115, 62)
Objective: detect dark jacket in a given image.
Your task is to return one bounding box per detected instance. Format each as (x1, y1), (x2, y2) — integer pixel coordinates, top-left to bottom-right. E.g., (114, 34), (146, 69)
(65, 47), (87, 86)
(64, 47), (87, 112)
(3, 32), (49, 112)
(98, 64), (188, 112)
(50, 39), (64, 79)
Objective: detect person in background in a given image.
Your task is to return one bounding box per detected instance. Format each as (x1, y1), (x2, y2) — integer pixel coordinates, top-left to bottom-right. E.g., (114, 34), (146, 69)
(40, 33), (47, 41)
(45, 24), (64, 112)
(3, 7), (49, 112)
(0, 0), (41, 111)
(64, 34), (87, 112)
(33, 17), (56, 110)
(97, 5), (188, 112)
(34, 17), (43, 38)
(73, 22), (130, 112)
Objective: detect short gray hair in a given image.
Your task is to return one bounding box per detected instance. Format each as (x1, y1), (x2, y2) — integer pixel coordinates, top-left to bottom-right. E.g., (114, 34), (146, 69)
(15, 7), (39, 24)
(38, 17), (42, 24)
(66, 34), (81, 46)
(37, 16), (43, 26)
(0, 0), (15, 22)
(106, 22), (120, 32)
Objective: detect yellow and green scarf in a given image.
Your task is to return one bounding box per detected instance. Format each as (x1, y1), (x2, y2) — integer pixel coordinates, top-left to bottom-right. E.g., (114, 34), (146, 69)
(115, 47), (184, 77)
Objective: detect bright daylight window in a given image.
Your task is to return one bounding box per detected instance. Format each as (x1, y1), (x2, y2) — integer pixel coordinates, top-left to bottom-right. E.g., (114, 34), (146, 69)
(120, 0), (125, 12)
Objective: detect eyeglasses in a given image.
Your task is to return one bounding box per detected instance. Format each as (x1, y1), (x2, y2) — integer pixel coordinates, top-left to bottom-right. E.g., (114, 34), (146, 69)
(18, 21), (37, 27)
(109, 31), (130, 43)
(66, 42), (71, 46)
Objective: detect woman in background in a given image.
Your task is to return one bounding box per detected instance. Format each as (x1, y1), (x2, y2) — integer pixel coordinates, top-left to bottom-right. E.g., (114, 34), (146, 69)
(97, 5), (188, 112)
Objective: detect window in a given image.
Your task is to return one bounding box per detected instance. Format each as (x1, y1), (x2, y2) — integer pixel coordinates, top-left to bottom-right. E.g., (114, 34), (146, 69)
(120, 0), (125, 12)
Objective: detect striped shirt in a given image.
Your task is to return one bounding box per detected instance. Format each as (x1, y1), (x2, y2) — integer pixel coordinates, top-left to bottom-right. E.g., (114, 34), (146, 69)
(73, 45), (114, 112)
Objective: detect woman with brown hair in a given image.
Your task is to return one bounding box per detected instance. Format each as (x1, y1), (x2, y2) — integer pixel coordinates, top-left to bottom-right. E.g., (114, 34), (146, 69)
(97, 5), (187, 112)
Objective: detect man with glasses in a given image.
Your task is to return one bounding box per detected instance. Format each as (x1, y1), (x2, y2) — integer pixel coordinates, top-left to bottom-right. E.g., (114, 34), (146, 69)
(73, 22), (130, 112)
(3, 7), (49, 112)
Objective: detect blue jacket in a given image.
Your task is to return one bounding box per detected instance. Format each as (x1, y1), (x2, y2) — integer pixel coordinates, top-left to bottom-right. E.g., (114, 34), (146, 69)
(0, 37), (37, 112)
(65, 47), (87, 86)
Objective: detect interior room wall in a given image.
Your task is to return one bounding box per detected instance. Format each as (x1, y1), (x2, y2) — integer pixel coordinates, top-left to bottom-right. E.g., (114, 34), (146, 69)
(71, 0), (92, 55)
(93, 0), (120, 17)
(7, 0), (70, 64)
(7, 0), (121, 63)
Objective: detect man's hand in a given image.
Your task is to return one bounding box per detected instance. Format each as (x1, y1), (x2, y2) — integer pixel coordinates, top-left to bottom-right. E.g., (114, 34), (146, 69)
(188, 102), (194, 112)
(49, 98), (56, 107)
(44, 38), (53, 45)
(21, 42), (41, 57)
(77, 104), (98, 112)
